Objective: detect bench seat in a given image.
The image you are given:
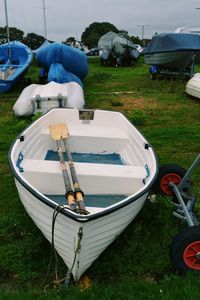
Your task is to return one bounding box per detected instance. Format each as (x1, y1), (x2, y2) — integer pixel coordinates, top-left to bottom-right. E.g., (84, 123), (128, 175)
(21, 159), (147, 195)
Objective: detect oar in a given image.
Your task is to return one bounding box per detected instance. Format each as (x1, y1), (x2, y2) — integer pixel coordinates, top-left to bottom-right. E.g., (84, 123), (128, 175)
(59, 123), (87, 212)
(49, 124), (76, 211)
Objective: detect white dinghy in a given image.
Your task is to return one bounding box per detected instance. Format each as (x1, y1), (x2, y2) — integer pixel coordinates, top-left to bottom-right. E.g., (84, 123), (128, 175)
(13, 81), (85, 117)
(9, 108), (158, 282)
(186, 73), (200, 99)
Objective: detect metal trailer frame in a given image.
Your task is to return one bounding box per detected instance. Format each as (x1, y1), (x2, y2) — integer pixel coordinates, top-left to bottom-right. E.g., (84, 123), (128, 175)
(167, 154), (200, 273)
(169, 154), (200, 227)
(149, 54), (196, 79)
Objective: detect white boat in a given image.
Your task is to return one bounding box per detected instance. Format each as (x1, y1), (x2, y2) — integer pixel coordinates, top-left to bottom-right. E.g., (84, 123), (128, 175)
(9, 108), (158, 281)
(175, 26), (200, 35)
(186, 73), (200, 99)
(13, 81), (85, 117)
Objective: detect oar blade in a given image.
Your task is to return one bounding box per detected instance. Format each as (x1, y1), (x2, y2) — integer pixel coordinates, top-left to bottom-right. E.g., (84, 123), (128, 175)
(49, 124), (62, 140)
(49, 124), (69, 140)
(59, 123), (69, 139)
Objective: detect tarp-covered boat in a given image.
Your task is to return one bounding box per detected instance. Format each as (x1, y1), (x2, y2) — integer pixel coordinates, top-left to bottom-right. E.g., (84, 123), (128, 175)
(98, 31), (140, 66)
(9, 108), (158, 281)
(35, 43), (88, 86)
(143, 33), (200, 77)
(0, 41), (33, 92)
(13, 81), (85, 117)
(32, 40), (50, 54)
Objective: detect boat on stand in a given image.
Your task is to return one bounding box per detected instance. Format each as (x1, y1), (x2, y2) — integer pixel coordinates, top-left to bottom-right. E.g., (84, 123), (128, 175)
(9, 108), (158, 282)
(143, 33), (200, 78)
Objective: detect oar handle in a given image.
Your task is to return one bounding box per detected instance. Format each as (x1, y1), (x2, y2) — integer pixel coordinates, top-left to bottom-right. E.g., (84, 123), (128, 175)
(65, 190), (76, 211)
(63, 137), (87, 211)
(49, 124), (89, 214)
(74, 188), (86, 210)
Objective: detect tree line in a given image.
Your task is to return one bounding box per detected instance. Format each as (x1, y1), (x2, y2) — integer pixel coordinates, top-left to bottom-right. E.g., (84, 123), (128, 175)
(0, 26), (46, 49)
(0, 22), (144, 50)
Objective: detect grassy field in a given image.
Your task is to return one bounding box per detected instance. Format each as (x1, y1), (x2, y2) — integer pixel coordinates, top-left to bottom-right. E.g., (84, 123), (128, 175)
(0, 57), (200, 299)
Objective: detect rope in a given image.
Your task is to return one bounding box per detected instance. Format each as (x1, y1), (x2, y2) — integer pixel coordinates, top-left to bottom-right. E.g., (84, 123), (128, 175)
(43, 204), (65, 291)
(43, 204), (83, 292)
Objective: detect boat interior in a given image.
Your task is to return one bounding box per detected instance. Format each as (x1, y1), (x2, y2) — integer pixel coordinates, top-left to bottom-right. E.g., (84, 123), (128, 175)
(15, 111), (153, 213)
(0, 46), (28, 80)
(0, 57), (21, 80)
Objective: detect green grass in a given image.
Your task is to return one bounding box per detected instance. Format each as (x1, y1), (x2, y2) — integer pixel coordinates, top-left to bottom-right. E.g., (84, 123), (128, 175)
(0, 57), (200, 298)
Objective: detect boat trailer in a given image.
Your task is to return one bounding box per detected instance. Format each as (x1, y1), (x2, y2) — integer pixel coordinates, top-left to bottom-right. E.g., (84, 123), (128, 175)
(170, 154), (200, 228)
(154, 154), (200, 272)
(149, 54), (196, 80)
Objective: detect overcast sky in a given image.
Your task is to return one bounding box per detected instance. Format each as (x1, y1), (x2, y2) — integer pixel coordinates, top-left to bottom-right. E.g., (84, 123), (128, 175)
(0, 0), (200, 42)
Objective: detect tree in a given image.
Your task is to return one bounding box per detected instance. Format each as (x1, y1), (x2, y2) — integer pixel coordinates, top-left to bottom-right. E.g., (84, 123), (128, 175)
(63, 36), (75, 44)
(130, 35), (143, 45)
(23, 32), (45, 50)
(0, 26), (24, 44)
(81, 22), (119, 48)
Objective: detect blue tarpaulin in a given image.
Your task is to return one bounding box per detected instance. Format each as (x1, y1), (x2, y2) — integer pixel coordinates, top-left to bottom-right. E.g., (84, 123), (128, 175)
(35, 43), (88, 86)
(143, 33), (200, 54)
(48, 63), (83, 87)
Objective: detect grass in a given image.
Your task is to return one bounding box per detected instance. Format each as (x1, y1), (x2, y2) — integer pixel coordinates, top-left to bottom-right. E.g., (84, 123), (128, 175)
(0, 57), (200, 298)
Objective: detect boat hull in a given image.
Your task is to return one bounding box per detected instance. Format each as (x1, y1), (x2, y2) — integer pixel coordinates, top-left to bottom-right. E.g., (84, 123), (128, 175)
(144, 51), (194, 69)
(186, 73), (200, 99)
(13, 81), (85, 117)
(143, 33), (200, 71)
(9, 108), (158, 281)
(15, 178), (147, 281)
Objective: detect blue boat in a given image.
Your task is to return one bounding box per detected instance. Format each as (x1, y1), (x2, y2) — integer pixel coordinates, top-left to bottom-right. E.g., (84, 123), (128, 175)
(35, 43), (88, 87)
(0, 41), (33, 92)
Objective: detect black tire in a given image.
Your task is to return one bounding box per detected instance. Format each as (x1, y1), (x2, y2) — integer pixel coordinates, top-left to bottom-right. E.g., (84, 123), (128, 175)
(170, 225), (200, 273)
(152, 164), (187, 196)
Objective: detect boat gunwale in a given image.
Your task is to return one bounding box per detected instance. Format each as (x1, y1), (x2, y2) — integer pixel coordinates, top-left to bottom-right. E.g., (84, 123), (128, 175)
(8, 109), (159, 223)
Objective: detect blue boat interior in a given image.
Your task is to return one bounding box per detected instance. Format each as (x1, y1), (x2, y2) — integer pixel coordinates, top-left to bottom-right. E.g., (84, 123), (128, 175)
(45, 150), (127, 208)
(0, 43), (32, 85)
(47, 194), (126, 208)
(45, 150), (125, 165)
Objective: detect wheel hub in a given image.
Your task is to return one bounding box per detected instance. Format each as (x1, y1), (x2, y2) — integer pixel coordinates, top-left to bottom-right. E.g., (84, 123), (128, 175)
(160, 173), (182, 195)
(183, 241), (200, 270)
(196, 252), (200, 260)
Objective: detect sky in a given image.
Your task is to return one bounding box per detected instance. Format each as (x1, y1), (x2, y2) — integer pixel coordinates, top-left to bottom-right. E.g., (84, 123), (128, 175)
(0, 0), (200, 43)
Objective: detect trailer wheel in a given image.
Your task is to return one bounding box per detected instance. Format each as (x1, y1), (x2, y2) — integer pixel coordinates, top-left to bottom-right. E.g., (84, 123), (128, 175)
(170, 225), (200, 273)
(152, 165), (186, 196)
